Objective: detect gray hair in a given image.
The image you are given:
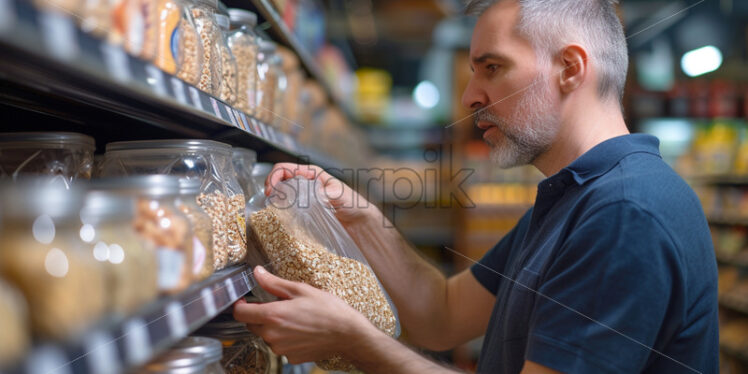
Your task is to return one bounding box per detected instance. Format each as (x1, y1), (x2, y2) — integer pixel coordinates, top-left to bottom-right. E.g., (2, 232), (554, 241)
(465, 0), (628, 103)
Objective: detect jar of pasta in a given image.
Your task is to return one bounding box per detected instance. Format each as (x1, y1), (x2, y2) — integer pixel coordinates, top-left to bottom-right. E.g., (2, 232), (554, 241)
(0, 180), (107, 341)
(228, 9), (259, 115)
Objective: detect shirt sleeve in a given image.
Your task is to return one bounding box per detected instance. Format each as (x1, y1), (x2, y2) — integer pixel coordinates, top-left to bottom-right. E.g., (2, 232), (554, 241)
(471, 209), (533, 295)
(525, 201), (685, 374)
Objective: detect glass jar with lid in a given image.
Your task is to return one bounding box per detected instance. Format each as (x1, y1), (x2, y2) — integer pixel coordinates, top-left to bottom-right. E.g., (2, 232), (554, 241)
(256, 40), (277, 125)
(142, 351), (207, 374)
(227, 8), (260, 115)
(172, 336), (225, 374)
(0, 132), (95, 187)
(154, 0), (204, 87)
(188, 0), (224, 96)
(0, 180), (107, 341)
(230, 147), (259, 205)
(99, 140), (247, 271)
(215, 3), (239, 105)
(0, 279), (30, 368)
(80, 186), (159, 315)
(176, 178), (214, 281)
(91, 176), (194, 294)
(195, 318), (273, 374)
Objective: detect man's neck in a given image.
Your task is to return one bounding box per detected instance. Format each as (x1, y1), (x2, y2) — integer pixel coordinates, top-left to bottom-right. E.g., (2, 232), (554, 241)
(532, 100), (629, 177)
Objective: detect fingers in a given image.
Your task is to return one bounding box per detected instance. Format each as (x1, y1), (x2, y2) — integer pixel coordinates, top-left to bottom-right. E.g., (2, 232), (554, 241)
(253, 266), (302, 299)
(233, 300), (270, 324)
(265, 163), (338, 196)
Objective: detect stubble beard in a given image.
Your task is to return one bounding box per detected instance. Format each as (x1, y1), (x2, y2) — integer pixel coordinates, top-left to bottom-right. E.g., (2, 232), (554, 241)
(474, 74), (560, 169)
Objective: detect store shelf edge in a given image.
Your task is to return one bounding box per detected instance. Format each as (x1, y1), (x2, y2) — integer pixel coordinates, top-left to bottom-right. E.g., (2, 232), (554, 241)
(4, 265), (255, 374)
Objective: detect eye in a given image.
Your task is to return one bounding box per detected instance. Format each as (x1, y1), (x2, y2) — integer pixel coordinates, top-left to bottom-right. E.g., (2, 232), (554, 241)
(487, 64), (499, 73)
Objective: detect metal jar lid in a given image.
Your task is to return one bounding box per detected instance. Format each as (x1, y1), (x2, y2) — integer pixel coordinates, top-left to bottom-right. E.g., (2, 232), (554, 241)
(0, 132), (95, 150)
(228, 8), (257, 27)
(0, 178), (86, 219)
(172, 336), (223, 364)
(89, 175), (181, 198)
(142, 351), (207, 374)
(105, 139), (232, 156)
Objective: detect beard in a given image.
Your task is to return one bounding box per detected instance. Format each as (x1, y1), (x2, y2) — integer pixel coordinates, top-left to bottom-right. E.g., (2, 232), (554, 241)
(474, 74), (560, 169)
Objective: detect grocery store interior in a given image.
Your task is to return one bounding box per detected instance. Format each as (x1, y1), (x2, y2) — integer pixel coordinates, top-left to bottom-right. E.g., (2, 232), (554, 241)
(0, 0), (747, 373)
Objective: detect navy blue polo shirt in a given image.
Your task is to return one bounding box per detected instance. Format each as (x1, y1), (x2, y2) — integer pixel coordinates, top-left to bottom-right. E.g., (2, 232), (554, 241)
(471, 134), (719, 374)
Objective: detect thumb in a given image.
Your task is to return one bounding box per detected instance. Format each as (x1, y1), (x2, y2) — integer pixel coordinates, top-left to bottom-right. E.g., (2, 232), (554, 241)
(253, 266), (300, 299)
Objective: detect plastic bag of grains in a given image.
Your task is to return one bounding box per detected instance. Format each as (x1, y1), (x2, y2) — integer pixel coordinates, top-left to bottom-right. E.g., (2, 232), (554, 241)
(248, 177), (400, 372)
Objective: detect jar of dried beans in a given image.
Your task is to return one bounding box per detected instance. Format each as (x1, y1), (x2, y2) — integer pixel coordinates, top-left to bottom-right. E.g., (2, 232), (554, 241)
(188, 0), (223, 96)
(98, 140), (247, 271)
(215, 4), (238, 105)
(256, 40), (277, 124)
(227, 9), (259, 115)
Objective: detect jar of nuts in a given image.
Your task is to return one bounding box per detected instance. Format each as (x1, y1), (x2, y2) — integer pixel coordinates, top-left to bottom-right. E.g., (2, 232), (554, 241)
(99, 140), (247, 271)
(80, 187), (159, 315)
(176, 178), (215, 281)
(0, 132), (95, 187)
(0, 180), (108, 341)
(227, 9), (260, 116)
(255, 40), (278, 125)
(187, 0), (224, 96)
(215, 4), (239, 106)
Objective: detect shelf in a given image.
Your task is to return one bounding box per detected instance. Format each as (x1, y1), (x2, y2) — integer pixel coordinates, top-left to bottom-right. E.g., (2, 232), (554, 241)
(720, 343), (748, 363)
(247, 0), (352, 118)
(720, 292), (748, 315)
(708, 216), (748, 227)
(4, 266), (256, 374)
(0, 0), (344, 171)
(687, 175), (748, 186)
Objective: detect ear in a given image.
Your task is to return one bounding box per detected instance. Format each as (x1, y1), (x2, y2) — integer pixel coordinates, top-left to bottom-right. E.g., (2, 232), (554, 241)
(558, 44), (588, 95)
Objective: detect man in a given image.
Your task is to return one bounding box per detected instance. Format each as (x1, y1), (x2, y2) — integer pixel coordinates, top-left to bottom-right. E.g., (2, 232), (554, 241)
(233, 0), (719, 373)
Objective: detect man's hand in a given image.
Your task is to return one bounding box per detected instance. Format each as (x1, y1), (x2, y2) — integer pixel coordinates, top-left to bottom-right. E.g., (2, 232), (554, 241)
(265, 163), (375, 225)
(233, 266), (374, 364)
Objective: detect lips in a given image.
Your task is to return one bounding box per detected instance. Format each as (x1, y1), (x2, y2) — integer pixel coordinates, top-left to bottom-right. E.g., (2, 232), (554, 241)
(483, 126), (499, 141)
(476, 120), (496, 130)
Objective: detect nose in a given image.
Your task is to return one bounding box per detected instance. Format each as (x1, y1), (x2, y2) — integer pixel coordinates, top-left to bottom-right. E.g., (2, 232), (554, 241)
(461, 76), (487, 112)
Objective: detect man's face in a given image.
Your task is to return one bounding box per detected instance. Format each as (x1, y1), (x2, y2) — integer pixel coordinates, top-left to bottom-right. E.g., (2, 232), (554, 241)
(461, 1), (561, 168)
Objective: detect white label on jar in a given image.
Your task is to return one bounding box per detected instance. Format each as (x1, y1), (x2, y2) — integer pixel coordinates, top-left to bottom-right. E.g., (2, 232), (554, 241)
(123, 318), (150, 365)
(192, 236), (206, 275)
(201, 288), (217, 316)
(225, 278), (238, 300)
(40, 10), (78, 61)
(156, 248), (184, 291)
(26, 346), (71, 374)
(188, 86), (204, 110)
(210, 97), (222, 119)
(171, 77), (188, 105)
(84, 331), (119, 374)
(146, 64), (167, 97)
(166, 301), (188, 338)
(101, 43), (131, 82)
(0, 0), (16, 34)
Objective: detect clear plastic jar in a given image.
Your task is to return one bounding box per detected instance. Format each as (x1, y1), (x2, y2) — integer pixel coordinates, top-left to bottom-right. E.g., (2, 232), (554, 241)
(270, 52), (287, 129)
(0, 180), (107, 341)
(256, 40), (277, 124)
(172, 336), (225, 374)
(215, 5), (239, 105)
(99, 140), (247, 271)
(0, 132), (95, 187)
(230, 147), (259, 204)
(228, 9), (259, 115)
(80, 188), (159, 315)
(189, 0), (223, 96)
(155, 0), (204, 86)
(0, 279), (30, 368)
(277, 47), (303, 134)
(142, 351), (207, 373)
(176, 178), (214, 281)
(195, 319), (272, 374)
